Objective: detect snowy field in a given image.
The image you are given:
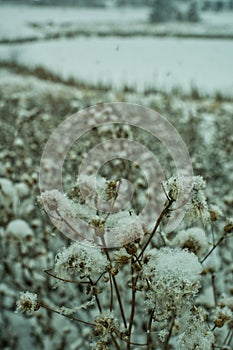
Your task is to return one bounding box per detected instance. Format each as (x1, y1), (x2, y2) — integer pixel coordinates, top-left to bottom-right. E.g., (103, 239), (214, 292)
(0, 36), (233, 96)
(0, 4), (233, 96)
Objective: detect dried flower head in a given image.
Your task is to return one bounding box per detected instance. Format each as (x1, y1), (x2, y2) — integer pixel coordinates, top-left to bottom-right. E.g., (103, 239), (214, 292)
(115, 248), (130, 267)
(106, 211), (144, 246)
(143, 248), (202, 320)
(213, 306), (233, 328)
(164, 175), (209, 225)
(54, 242), (108, 280)
(171, 227), (208, 257)
(93, 312), (119, 341)
(16, 291), (40, 314)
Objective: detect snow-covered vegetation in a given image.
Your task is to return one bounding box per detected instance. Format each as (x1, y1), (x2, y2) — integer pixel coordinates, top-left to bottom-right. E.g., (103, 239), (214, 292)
(0, 2), (233, 350)
(1, 66), (232, 349)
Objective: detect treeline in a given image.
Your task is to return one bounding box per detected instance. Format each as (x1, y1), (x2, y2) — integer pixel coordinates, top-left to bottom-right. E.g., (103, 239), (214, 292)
(0, 0), (153, 6)
(1, 0), (233, 12)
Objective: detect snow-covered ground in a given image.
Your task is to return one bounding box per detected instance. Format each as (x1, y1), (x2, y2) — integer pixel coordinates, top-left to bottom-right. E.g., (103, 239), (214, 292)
(1, 36), (233, 96)
(0, 4), (232, 96)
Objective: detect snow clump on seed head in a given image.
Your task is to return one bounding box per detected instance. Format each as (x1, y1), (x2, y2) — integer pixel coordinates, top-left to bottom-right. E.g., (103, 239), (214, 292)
(54, 241), (108, 280)
(143, 247), (202, 320)
(16, 291), (40, 314)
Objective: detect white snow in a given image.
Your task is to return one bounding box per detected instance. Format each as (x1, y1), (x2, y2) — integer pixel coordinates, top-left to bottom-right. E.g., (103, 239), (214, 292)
(6, 219), (33, 239)
(0, 36), (233, 96)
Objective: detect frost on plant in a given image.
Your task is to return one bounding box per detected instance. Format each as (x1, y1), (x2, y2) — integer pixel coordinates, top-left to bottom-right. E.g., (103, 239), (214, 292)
(171, 227), (208, 257)
(14, 163), (233, 349)
(2, 97), (231, 349)
(54, 241), (108, 280)
(16, 291), (40, 314)
(164, 175), (210, 225)
(142, 248), (202, 321)
(178, 307), (215, 350)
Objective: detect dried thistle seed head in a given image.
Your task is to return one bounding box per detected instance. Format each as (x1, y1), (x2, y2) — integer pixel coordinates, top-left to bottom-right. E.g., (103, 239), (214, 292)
(213, 306), (233, 327)
(125, 243), (137, 255)
(16, 291), (40, 314)
(224, 222), (233, 234)
(105, 263), (111, 272)
(54, 242), (108, 279)
(47, 197), (58, 211)
(92, 219), (105, 237)
(94, 340), (109, 350)
(115, 254), (130, 267)
(110, 268), (118, 276)
(91, 218), (105, 228)
(178, 307), (214, 350)
(68, 185), (82, 200)
(164, 175), (210, 225)
(209, 204), (223, 222)
(94, 227), (105, 237)
(105, 180), (117, 200)
(171, 227), (208, 257)
(93, 312), (119, 339)
(209, 210), (218, 221)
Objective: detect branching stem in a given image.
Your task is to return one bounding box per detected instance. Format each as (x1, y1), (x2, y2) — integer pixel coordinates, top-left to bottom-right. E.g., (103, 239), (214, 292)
(137, 199), (174, 261)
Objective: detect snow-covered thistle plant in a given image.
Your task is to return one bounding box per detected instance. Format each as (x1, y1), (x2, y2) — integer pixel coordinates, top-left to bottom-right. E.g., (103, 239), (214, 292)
(15, 169), (233, 349)
(11, 103), (232, 350)
(0, 66), (232, 350)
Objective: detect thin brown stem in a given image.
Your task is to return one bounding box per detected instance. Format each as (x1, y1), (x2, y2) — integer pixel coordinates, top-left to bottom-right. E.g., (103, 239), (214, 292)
(164, 314), (175, 350)
(211, 324), (217, 332)
(127, 259), (138, 350)
(211, 272), (217, 306)
(137, 199), (174, 262)
(112, 274), (127, 328)
(101, 236), (127, 329)
(222, 327), (233, 348)
(109, 273), (114, 312)
(94, 295), (102, 313)
(115, 332), (147, 347)
(226, 329), (233, 346)
(201, 235), (225, 263)
(40, 303), (95, 327)
(147, 309), (155, 350)
(104, 179), (122, 222)
(45, 269), (105, 285)
(44, 269), (89, 284)
(89, 277), (102, 313)
(111, 334), (121, 350)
